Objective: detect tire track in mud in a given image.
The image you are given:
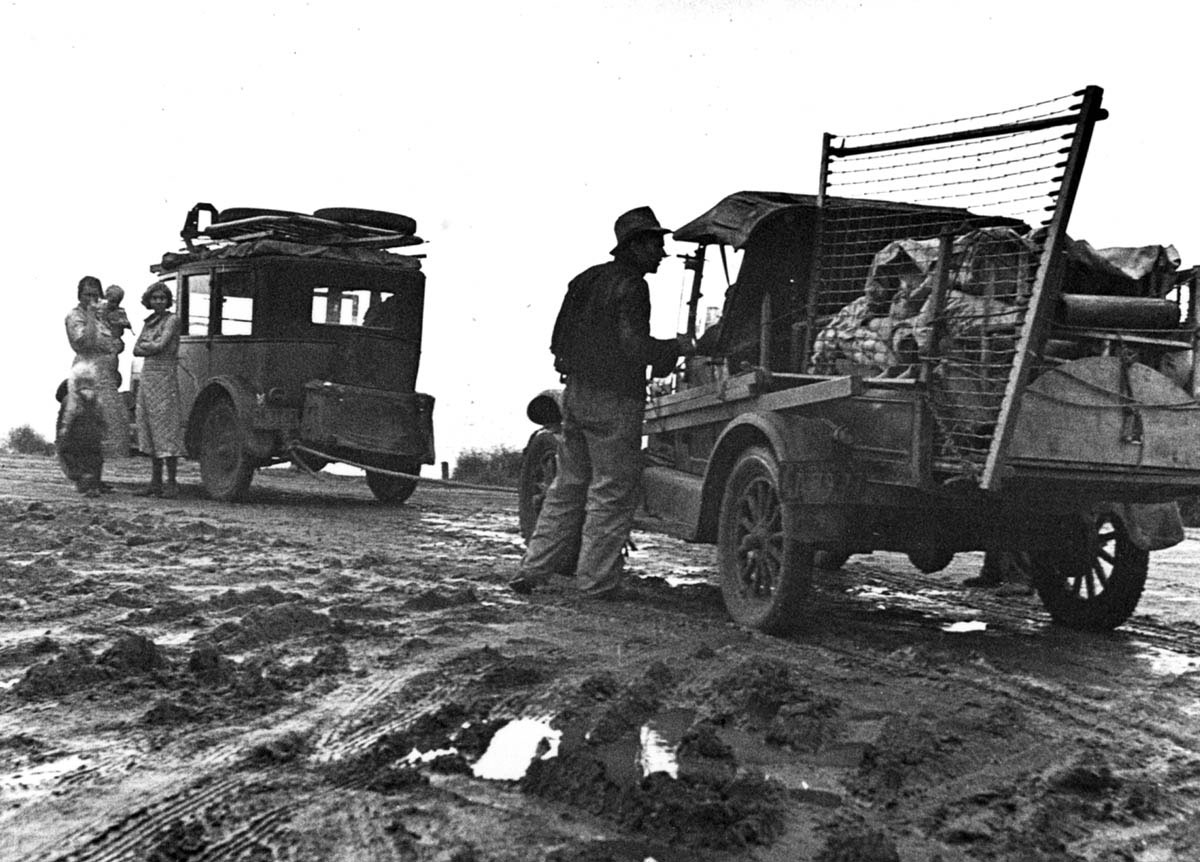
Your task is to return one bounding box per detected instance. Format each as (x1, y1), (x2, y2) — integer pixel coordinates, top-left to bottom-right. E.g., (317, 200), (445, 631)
(25, 773), (253, 862)
(308, 671), (445, 764)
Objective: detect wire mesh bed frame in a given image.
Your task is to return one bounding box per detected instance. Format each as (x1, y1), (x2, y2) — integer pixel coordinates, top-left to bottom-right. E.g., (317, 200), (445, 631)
(808, 85), (1108, 491)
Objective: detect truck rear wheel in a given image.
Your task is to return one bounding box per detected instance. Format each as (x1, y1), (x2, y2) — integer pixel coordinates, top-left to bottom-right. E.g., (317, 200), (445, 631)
(199, 400), (255, 501)
(366, 460), (419, 504)
(1032, 508), (1149, 631)
(717, 446), (812, 635)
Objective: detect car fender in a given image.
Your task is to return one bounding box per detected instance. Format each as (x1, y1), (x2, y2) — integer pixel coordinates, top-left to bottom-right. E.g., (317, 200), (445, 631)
(695, 411), (846, 543)
(184, 376), (266, 458)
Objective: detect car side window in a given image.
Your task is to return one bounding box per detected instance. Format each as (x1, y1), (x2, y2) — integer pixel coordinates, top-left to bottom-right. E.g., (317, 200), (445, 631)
(185, 273), (211, 335)
(215, 271), (254, 335)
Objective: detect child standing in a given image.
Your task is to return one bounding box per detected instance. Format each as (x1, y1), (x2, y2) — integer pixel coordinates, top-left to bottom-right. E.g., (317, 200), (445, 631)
(56, 364), (107, 497)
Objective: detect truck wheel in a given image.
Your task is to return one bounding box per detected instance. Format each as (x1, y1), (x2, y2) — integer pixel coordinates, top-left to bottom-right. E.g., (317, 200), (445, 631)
(518, 429), (559, 540)
(199, 400), (255, 501)
(1032, 508), (1149, 631)
(908, 548), (955, 574)
(366, 460), (419, 504)
(718, 446), (812, 635)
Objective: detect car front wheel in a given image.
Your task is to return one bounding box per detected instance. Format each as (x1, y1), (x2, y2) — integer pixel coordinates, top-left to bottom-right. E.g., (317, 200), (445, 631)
(198, 399), (255, 501)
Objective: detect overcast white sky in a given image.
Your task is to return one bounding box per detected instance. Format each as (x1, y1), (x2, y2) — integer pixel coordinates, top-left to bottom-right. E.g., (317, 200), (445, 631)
(2, 0), (1198, 469)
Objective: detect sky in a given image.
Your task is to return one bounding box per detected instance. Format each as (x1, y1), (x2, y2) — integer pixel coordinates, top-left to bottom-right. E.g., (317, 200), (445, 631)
(2, 0), (1198, 471)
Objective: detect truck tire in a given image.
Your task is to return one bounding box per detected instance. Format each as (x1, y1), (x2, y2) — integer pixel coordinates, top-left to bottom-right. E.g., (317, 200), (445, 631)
(1032, 507), (1149, 631)
(366, 460), (419, 504)
(717, 446), (812, 635)
(198, 399), (255, 501)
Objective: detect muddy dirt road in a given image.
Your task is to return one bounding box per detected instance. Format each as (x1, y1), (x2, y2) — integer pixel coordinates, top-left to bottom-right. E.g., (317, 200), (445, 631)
(4, 452), (1200, 861)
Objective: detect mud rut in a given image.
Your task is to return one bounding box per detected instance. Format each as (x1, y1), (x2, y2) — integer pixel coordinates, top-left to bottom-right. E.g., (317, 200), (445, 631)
(4, 452), (1200, 861)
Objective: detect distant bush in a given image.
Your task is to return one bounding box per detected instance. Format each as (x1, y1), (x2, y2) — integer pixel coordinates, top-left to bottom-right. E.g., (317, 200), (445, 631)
(4, 425), (56, 456)
(1178, 497), (1200, 528)
(452, 445), (524, 488)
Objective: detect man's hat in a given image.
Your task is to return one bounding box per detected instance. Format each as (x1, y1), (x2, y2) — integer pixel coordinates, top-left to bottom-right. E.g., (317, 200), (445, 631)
(611, 206), (671, 255)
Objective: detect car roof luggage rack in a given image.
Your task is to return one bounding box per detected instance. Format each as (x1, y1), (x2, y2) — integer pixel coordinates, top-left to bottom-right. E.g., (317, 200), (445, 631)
(180, 203), (424, 252)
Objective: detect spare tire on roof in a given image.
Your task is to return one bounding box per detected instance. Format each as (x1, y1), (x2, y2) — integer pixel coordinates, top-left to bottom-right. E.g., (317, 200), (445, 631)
(313, 208), (417, 236)
(216, 207), (305, 223)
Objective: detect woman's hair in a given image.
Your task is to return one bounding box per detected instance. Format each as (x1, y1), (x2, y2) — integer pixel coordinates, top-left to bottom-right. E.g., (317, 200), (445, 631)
(77, 275), (102, 301)
(141, 281), (175, 310)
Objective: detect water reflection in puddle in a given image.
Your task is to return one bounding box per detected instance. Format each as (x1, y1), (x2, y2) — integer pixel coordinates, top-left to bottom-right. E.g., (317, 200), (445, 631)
(943, 620), (988, 633)
(418, 514), (525, 548)
(1, 753), (90, 800)
(1141, 646), (1198, 677)
(471, 717), (561, 780)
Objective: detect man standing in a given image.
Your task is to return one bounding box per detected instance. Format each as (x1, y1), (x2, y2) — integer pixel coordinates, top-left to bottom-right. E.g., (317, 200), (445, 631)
(512, 206), (695, 599)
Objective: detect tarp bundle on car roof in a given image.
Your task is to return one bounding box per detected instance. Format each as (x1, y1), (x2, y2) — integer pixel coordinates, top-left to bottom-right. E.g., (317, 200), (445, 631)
(155, 239), (423, 274)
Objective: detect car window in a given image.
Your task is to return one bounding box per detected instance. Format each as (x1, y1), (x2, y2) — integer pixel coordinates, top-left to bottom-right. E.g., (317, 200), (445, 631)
(185, 273), (210, 335)
(311, 287), (397, 329)
(217, 270), (254, 335)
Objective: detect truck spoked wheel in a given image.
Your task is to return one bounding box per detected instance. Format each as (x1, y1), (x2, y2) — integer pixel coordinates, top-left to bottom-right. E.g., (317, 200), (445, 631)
(1032, 507), (1149, 631)
(365, 459), (420, 504)
(718, 446), (811, 635)
(199, 400), (255, 501)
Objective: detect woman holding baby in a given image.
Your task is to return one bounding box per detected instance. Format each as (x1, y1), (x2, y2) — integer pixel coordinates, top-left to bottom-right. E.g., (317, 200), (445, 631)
(63, 275), (130, 467)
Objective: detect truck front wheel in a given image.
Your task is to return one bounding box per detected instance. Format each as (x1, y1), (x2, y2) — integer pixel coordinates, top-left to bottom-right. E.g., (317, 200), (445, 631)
(717, 446), (812, 635)
(198, 399), (255, 501)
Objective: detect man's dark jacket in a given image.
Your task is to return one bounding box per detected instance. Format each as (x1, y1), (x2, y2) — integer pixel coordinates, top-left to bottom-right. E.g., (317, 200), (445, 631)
(558, 258), (679, 399)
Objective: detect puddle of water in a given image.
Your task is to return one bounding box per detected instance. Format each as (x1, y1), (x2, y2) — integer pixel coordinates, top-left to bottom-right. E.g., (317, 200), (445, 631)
(152, 631), (196, 646)
(471, 718), (561, 781)
(418, 515), (525, 547)
(639, 726), (678, 778)
(638, 707), (693, 778)
(405, 746), (459, 764)
(0, 626), (66, 649)
(1141, 646), (1198, 677)
(1, 753), (90, 800)
(943, 620), (988, 633)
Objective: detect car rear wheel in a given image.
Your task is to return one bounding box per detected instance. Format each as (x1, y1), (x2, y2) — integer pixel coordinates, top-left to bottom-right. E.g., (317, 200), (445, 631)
(199, 400), (255, 501)
(1032, 507), (1149, 631)
(717, 446), (812, 635)
(366, 460), (419, 504)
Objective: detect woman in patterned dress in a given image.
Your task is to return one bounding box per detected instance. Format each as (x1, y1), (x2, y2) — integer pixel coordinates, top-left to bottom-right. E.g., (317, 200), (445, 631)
(133, 282), (184, 498)
(64, 275), (128, 467)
